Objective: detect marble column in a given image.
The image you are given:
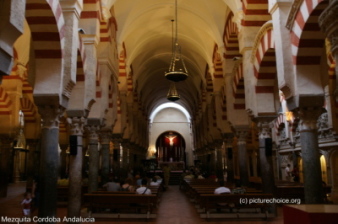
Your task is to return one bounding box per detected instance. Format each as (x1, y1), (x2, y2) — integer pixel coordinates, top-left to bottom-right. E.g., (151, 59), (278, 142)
(86, 124), (100, 193)
(59, 144), (68, 179)
(26, 139), (39, 189)
(38, 105), (64, 221)
(0, 135), (13, 197)
(298, 107), (323, 203)
(319, 1), (338, 101)
(67, 117), (86, 222)
(257, 121), (275, 194)
(13, 147), (21, 183)
(224, 134), (234, 182)
(111, 136), (122, 172)
(236, 129), (249, 186)
(100, 131), (111, 185)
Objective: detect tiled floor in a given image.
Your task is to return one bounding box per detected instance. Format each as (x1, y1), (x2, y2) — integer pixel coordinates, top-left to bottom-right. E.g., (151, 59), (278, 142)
(0, 182), (284, 224)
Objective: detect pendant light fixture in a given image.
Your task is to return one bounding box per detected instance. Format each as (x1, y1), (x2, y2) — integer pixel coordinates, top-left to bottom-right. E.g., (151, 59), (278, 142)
(167, 82), (180, 101)
(165, 0), (188, 82)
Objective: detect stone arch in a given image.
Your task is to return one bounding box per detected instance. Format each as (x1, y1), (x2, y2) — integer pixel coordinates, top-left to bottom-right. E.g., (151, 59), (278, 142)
(223, 12), (240, 60)
(232, 63), (245, 110)
(25, 0), (66, 105)
(290, 0), (329, 104)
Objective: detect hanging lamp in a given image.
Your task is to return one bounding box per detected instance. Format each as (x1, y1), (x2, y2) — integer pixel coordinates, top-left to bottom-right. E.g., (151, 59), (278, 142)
(164, 0), (188, 82)
(167, 82), (180, 101)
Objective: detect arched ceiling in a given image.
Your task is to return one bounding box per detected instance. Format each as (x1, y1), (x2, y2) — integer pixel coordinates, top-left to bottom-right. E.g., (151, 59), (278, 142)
(110, 0), (237, 117)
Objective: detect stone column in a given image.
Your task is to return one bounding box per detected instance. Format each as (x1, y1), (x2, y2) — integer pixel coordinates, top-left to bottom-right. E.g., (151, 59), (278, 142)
(224, 134), (234, 182)
(100, 131), (111, 185)
(319, 1), (338, 101)
(298, 107), (323, 203)
(0, 135), (13, 197)
(59, 144), (68, 179)
(38, 105), (64, 221)
(13, 147), (21, 183)
(257, 120), (275, 194)
(86, 124), (100, 193)
(111, 135), (122, 172)
(26, 139), (39, 189)
(67, 117), (86, 222)
(236, 128), (249, 186)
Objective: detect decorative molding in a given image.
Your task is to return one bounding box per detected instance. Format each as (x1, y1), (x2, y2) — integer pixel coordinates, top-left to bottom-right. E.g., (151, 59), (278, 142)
(297, 107), (323, 132)
(285, 0), (303, 30)
(319, 0), (338, 54)
(250, 21), (273, 63)
(67, 117), (86, 136)
(38, 105), (65, 129)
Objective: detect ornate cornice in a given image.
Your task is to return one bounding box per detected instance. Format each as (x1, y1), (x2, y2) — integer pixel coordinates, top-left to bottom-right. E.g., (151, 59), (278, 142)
(319, 0), (338, 54)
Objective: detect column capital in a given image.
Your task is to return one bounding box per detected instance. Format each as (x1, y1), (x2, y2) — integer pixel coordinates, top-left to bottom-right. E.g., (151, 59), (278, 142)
(99, 131), (111, 145)
(235, 127), (249, 145)
(255, 117), (275, 139)
(38, 105), (65, 129)
(67, 117), (87, 135)
(319, 1), (338, 54)
(60, 0), (83, 19)
(86, 125), (100, 145)
(296, 107), (323, 132)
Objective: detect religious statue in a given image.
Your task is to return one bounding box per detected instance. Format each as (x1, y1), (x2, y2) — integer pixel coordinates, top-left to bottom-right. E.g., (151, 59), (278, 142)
(165, 132), (177, 146)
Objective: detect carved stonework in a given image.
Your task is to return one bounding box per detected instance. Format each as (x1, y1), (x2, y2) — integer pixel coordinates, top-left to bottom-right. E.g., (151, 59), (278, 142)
(257, 121), (272, 139)
(236, 129), (248, 145)
(38, 105), (65, 129)
(86, 125), (100, 145)
(319, 0), (338, 54)
(285, 0), (303, 30)
(297, 107), (323, 132)
(67, 117), (86, 136)
(317, 112), (329, 130)
(100, 131), (111, 145)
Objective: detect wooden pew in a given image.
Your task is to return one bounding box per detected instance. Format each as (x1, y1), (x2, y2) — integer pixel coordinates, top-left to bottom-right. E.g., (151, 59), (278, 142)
(198, 193), (275, 219)
(83, 193), (158, 219)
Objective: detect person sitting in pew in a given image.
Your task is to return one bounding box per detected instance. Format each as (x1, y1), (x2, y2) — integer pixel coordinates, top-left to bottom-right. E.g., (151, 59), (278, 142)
(214, 180), (231, 194)
(150, 177), (160, 186)
(136, 178), (152, 195)
(232, 180), (246, 194)
(119, 178), (135, 192)
(103, 177), (120, 192)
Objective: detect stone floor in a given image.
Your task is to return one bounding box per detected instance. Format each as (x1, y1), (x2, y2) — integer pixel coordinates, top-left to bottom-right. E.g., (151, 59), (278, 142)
(0, 182), (284, 224)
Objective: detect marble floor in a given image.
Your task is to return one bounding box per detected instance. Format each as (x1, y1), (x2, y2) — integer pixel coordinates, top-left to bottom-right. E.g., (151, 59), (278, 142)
(0, 182), (284, 224)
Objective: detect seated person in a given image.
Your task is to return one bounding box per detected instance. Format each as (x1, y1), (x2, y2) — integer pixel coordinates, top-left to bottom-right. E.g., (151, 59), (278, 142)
(103, 177), (120, 192)
(136, 178), (152, 195)
(183, 171), (194, 180)
(119, 178), (135, 192)
(214, 180), (231, 194)
(150, 177), (160, 186)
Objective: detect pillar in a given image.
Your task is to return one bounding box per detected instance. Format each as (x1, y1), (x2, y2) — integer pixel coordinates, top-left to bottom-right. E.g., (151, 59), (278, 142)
(298, 107), (323, 203)
(13, 147), (21, 183)
(59, 144), (68, 179)
(111, 135), (122, 173)
(67, 117), (86, 222)
(86, 123), (100, 193)
(224, 133), (234, 182)
(0, 135), (13, 197)
(257, 120), (275, 194)
(37, 105), (64, 222)
(100, 131), (111, 185)
(26, 139), (39, 189)
(236, 128), (249, 186)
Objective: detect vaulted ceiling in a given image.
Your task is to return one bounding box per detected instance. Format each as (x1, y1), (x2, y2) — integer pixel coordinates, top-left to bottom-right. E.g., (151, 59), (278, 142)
(107, 0), (239, 117)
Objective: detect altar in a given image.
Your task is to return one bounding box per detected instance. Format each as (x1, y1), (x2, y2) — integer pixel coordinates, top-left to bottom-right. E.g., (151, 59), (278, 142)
(158, 161), (185, 171)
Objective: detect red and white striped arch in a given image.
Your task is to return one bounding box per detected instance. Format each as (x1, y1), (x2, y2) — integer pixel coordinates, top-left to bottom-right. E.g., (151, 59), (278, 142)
(252, 23), (276, 94)
(20, 98), (37, 123)
(223, 13), (240, 60)
(220, 85), (227, 120)
(205, 65), (214, 93)
(26, 0), (65, 59)
(0, 87), (12, 115)
(232, 63), (245, 110)
(241, 0), (271, 27)
(290, 0), (328, 65)
(212, 45), (223, 79)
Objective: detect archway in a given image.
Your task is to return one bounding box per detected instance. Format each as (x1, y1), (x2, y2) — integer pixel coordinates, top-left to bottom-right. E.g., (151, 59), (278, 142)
(156, 131), (186, 164)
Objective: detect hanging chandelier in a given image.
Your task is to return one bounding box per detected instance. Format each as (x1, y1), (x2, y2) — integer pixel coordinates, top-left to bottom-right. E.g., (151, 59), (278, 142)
(167, 82), (180, 101)
(164, 0), (188, 82)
